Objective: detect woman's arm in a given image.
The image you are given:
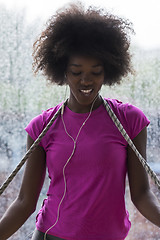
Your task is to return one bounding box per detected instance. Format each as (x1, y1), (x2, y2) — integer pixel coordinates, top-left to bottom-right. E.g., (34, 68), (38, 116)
(0, 134), (46, 240)
(127, 127), (160, 227)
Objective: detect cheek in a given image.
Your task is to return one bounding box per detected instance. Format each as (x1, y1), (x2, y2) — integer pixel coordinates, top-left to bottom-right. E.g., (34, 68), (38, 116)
(67, 79), (79, 96)
(96, 77), (104, 88)
(67, 77), (77, 88)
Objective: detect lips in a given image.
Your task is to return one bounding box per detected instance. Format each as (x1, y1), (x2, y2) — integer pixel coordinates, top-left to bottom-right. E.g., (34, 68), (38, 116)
(80, 89), (93, 94)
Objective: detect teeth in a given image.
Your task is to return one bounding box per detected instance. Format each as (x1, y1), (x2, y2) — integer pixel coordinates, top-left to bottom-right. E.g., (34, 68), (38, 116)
(81, 89), (92, 93)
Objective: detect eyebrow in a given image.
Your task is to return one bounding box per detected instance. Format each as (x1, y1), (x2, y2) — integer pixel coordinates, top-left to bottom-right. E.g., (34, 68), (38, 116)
(69, 64), (103, 67)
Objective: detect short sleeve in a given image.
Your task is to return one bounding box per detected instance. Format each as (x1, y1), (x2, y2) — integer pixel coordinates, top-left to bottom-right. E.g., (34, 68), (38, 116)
(25, 102), (63, 149)
(25, 114), (44, 147)
(124, 104), (150, 139)
(106, 98), (150, 141)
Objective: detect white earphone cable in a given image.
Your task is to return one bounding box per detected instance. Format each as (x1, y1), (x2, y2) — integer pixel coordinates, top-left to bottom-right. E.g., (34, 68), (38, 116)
(44, 95), (99, 240)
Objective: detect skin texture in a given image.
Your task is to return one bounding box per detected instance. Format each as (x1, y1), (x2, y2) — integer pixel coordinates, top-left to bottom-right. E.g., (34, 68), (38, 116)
(66, 55), (104, 113)
(0, 56), (160, 239)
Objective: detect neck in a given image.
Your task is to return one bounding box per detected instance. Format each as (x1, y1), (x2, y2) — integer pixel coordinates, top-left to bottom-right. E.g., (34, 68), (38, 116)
(67, 95), (102, 113)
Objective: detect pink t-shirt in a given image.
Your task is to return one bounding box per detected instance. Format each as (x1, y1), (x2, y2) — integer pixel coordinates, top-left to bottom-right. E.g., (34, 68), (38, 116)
(25, 98), (150, 240)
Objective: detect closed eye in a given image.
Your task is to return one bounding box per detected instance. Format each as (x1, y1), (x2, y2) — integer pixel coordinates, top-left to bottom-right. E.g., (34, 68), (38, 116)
(71, 72), (81, 76)
(92, 71), (103, 75)
(71, 71), (103, 76)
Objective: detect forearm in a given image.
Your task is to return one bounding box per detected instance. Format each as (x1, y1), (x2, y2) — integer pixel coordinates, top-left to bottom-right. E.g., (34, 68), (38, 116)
(132, 189), (160, 228)
(0, 197), (35, 240)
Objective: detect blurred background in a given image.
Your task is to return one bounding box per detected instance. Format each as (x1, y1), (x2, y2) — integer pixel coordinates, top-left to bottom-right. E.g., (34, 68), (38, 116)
(0, 0), (160, 239)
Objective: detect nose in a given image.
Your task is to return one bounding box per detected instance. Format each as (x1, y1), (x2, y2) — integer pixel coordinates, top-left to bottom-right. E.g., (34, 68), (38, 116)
(80, 73), (93, 85)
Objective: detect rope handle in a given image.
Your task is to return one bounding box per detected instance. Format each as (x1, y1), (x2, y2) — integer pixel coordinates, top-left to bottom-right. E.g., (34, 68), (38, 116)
(102, 98), (160, 190)
(1, 97), (160, 195)
(0, 102), (66, 196)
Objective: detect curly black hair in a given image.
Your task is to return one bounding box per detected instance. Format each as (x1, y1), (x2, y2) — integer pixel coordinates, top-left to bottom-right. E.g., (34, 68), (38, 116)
(32, 2), (134, 85)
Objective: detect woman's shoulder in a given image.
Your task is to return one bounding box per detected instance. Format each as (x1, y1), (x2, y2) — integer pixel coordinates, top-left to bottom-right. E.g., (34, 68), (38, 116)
(41, 102), (63, 125)
(25, 102), (63, 133)
(105, 98), (145, 117)
(25, 102), (63, 146)
(104, 98), (150, 139)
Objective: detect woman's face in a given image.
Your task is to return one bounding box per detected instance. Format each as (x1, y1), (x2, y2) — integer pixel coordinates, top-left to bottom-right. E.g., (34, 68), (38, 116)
(66, 55), (104, 113)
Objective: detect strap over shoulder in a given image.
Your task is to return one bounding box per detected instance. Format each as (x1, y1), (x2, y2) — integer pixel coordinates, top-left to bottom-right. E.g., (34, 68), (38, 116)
(102, 97), (160, 190)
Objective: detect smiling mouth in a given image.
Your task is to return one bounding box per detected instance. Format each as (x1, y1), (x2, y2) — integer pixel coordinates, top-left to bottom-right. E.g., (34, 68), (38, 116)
(80, 89), (93, 94)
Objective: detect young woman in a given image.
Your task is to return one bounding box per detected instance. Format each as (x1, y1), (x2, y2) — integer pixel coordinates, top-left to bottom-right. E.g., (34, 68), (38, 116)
(0, 3), (160, 240)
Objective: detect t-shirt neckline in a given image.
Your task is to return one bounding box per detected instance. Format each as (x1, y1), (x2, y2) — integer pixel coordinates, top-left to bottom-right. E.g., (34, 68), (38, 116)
(65, 103), (104, 118)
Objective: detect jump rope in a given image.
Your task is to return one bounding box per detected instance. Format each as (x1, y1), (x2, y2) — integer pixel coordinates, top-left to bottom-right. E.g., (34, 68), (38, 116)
(0, 95), (160, 240)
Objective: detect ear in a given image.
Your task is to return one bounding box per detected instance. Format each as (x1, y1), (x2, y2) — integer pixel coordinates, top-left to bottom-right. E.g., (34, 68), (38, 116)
(64, 73), (69, 85)
(64, 72), (68, 79)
